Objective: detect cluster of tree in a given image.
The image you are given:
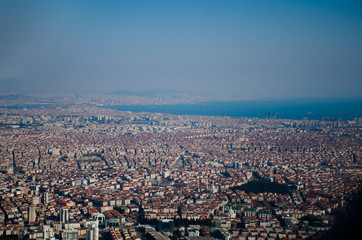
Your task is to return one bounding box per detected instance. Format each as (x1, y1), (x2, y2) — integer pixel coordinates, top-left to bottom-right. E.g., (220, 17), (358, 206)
(231, 179), (291, 195)
(138, 215), (210, 227)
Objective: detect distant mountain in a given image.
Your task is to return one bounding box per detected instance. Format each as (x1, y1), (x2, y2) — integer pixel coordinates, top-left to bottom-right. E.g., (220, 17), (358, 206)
(0, 78), (223, 101)
(109, 89), (186, 97)
(109, 89), (215, 98)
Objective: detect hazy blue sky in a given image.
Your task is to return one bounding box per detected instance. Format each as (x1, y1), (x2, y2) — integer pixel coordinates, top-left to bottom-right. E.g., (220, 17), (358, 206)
(0, 0), (361, 98)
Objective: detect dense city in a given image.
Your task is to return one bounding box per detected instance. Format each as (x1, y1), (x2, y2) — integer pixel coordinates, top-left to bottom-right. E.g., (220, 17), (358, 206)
(0, 106), (361, 240)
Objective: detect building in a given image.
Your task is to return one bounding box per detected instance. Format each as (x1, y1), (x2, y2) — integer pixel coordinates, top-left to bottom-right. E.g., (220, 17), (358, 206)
(105, 218), (120, 229)
(93, 213), (105, 224)
(62, 229), (78, 240)
(187, 225), (200, 237)
(28, 206), (36, 223)
(60, 208), (69, 224)
(32, 196), (41, 205)
(43, 225), (55, 240)
(233, 162), (242, 168)
(43, 192), (50, 204)
(85, 219), (99, 240)
(158, 219), (174, 235)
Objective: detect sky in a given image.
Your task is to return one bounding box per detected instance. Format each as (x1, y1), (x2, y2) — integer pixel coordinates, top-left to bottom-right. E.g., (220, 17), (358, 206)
(0, 0), (362, 99)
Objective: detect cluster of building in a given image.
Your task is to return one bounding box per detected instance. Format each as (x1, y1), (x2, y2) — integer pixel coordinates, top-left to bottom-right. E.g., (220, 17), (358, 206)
(0, 106), (361, 240)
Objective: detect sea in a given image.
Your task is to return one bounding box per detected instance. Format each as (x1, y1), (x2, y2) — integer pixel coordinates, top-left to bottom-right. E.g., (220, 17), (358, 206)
(106, 99), (362, 121)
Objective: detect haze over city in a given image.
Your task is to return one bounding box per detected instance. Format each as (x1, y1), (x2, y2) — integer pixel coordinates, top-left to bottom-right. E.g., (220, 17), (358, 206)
(1, 0), (362, 99)
(0, 2), (362, 240)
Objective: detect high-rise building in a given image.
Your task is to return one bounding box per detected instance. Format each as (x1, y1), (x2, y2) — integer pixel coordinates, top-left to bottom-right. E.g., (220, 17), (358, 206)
(43, 192), (49, 204)
(233, 162), (242, 168)
(60, 208), (69, 224)
(85, 219), (99, 240)
(28, 206), (36, 223)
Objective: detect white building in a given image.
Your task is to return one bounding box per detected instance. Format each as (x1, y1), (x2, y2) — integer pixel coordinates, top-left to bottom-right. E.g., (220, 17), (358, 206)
(85, 219), (99, 240)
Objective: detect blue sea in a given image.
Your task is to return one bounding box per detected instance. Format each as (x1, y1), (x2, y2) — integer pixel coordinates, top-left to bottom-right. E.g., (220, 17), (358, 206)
(106, 99), (362, 121)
